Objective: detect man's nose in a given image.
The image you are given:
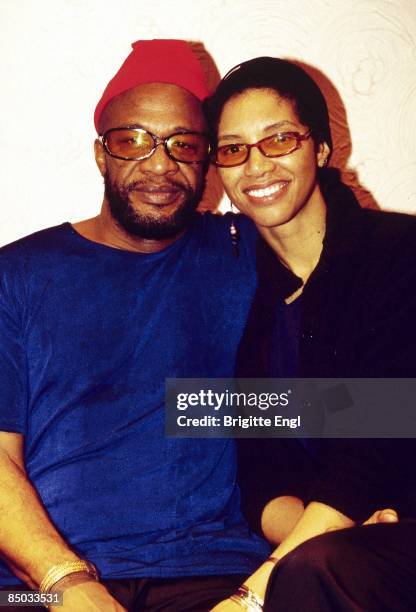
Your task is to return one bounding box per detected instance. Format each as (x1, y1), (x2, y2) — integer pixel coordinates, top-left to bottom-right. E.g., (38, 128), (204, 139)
(140, 143), (179, 175)
(243, 146), (275, 178)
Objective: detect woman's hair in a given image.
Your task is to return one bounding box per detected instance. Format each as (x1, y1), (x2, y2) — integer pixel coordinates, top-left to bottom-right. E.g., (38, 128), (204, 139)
(205, 56), (332, 155)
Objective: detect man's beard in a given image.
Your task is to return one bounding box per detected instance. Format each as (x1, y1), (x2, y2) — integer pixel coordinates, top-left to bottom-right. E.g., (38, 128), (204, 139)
(104, 174), (205, 240)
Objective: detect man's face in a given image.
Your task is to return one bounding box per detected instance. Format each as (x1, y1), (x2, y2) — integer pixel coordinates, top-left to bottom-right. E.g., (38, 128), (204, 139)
(95, 83), (207, 240)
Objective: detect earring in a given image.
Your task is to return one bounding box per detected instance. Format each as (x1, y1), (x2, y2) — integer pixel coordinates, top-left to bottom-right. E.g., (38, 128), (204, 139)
(229, 201), (240, 258)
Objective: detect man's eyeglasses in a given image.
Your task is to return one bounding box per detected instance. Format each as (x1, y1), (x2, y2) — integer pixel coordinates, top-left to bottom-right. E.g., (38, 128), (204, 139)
(99, 127), (211, 164)
(213, 130), (312, 167)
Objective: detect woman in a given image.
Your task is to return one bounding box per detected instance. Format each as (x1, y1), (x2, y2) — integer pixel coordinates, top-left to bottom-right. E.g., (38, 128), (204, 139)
(206, 58), (416, 611)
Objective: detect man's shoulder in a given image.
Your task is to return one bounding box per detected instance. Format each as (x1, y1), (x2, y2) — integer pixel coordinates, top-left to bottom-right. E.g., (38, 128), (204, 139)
(0, 224), (73, 287)
(197, 211), (256, 231)
(193, 212), (258, 265)
(195, 211), (258, 247)
(0, 223), (71, 259)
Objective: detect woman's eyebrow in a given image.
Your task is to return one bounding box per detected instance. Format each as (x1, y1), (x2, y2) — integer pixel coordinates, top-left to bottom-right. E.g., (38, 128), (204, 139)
(217, 133), (243, 142)
(218, 120), (300, 142)
(264, 120), (300, 131)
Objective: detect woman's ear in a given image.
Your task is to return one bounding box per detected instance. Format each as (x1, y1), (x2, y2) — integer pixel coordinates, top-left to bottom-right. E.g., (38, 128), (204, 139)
(94, 139), (106, 177)
(317, 141), (331, 168)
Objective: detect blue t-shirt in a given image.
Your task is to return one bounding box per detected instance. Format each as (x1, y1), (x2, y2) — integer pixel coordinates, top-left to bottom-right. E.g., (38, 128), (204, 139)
(0, 214), (270, 584)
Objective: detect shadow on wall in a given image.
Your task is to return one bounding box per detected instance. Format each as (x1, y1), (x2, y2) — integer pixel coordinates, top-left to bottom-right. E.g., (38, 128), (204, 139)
(192, 43), (381, 212)
(291, 60), (380, 210)
(189, 41), (224, 212)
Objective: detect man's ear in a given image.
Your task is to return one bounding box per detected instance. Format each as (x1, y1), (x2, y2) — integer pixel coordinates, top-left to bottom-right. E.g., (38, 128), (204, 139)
(317, 141), (331, 168)
(94, 139), (106, 177)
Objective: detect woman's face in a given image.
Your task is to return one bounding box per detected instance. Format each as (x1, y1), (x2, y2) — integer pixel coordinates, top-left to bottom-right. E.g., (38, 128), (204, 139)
(217, 88), (329, 229)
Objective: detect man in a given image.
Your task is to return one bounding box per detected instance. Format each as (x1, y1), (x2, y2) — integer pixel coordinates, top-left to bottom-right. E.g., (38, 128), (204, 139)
(0, 40), (269, 611)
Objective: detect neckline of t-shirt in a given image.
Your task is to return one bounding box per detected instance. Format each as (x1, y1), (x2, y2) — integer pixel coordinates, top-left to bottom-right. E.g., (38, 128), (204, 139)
(61, 222), (191, 258)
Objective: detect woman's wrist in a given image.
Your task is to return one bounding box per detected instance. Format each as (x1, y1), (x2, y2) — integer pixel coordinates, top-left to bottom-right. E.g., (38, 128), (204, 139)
(242, 556), (279, 600)
(230, 584), (264, 611)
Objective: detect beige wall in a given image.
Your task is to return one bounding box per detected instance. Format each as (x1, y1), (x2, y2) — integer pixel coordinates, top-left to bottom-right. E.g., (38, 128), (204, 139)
(1, 0), (415, 244)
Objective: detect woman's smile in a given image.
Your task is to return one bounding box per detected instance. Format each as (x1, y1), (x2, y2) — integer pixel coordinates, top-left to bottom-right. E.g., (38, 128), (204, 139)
(244, 179), (290, 203)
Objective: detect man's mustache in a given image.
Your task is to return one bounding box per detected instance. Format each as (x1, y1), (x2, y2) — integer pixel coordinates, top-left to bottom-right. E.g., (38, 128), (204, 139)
(126, 180), (190, 193)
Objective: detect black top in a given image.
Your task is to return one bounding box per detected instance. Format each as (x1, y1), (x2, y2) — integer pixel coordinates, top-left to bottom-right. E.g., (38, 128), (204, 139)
(237, 172), (416, 523)
(269, 298), (302, 378)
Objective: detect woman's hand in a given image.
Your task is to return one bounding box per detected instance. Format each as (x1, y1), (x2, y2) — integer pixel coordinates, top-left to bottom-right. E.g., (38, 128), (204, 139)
(363, 508), (398, 526)
(325, 507), (399, 533)
(210, 505), (399, 611)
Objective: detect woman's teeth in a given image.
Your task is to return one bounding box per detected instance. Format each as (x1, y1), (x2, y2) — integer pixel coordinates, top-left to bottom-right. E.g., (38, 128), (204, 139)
(247, 182), (286, 198)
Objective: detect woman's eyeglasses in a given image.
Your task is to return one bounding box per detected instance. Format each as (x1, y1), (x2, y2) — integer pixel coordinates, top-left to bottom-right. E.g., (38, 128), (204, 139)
(99, 127), (211, 164)
(213, 130), (311, 167)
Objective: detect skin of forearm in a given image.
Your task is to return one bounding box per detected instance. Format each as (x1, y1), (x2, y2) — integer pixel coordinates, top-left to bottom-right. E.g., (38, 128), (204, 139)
(0, 450), (81, 587)
(244, 501), (355, 599)
(0, 554), (33, 587)
(268, 501), (354, 559)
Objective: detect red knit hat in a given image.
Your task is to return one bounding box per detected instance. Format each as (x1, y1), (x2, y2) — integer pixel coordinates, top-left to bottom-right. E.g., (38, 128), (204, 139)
(94, 39), (210, 132)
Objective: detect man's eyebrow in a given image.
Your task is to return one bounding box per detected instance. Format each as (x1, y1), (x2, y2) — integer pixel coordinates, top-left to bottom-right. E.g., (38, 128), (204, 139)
(218, 120), (300, 142)
(112, 124), (202, 134)
(109, 123), (146, 130)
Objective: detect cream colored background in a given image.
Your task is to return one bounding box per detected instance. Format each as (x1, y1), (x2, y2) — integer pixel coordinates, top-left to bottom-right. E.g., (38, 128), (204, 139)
(1, 0), (415, 245)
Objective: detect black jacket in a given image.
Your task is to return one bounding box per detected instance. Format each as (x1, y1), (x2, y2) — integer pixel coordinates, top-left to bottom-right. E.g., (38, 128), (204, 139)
(237, 174), (416, 523)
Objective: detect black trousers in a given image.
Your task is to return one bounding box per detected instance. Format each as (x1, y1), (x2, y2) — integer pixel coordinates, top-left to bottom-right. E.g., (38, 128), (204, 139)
(264, 521), (416, 612)
(0, 574), (245, 611)
(105, 574), (245, 611)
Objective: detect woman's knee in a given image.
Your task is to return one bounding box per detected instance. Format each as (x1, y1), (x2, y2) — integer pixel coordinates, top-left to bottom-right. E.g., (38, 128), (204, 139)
(275, 528), (359, 578)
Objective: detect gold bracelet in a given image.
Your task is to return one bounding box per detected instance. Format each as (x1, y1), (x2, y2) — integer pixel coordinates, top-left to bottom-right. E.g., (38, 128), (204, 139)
(229, 585), (264, 611)
(39, 560), (99, 594)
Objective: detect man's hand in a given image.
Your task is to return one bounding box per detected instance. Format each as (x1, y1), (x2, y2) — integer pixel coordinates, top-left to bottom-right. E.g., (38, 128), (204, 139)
(49, 581), (126, 612)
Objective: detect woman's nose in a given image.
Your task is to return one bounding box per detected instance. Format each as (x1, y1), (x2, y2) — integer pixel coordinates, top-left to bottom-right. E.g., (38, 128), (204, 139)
(243, 145), (275, 177)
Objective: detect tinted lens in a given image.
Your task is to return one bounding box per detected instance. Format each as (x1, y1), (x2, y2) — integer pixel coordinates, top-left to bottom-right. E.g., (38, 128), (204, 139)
(259, 133), (298, 156)
(215, 144), (248, 167)
(167, 133), (210, 162)
(105, 129), (154, 159)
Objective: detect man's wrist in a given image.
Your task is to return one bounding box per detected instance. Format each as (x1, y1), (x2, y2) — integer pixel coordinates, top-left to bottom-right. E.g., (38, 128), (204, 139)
(39, 560), (99, 594)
